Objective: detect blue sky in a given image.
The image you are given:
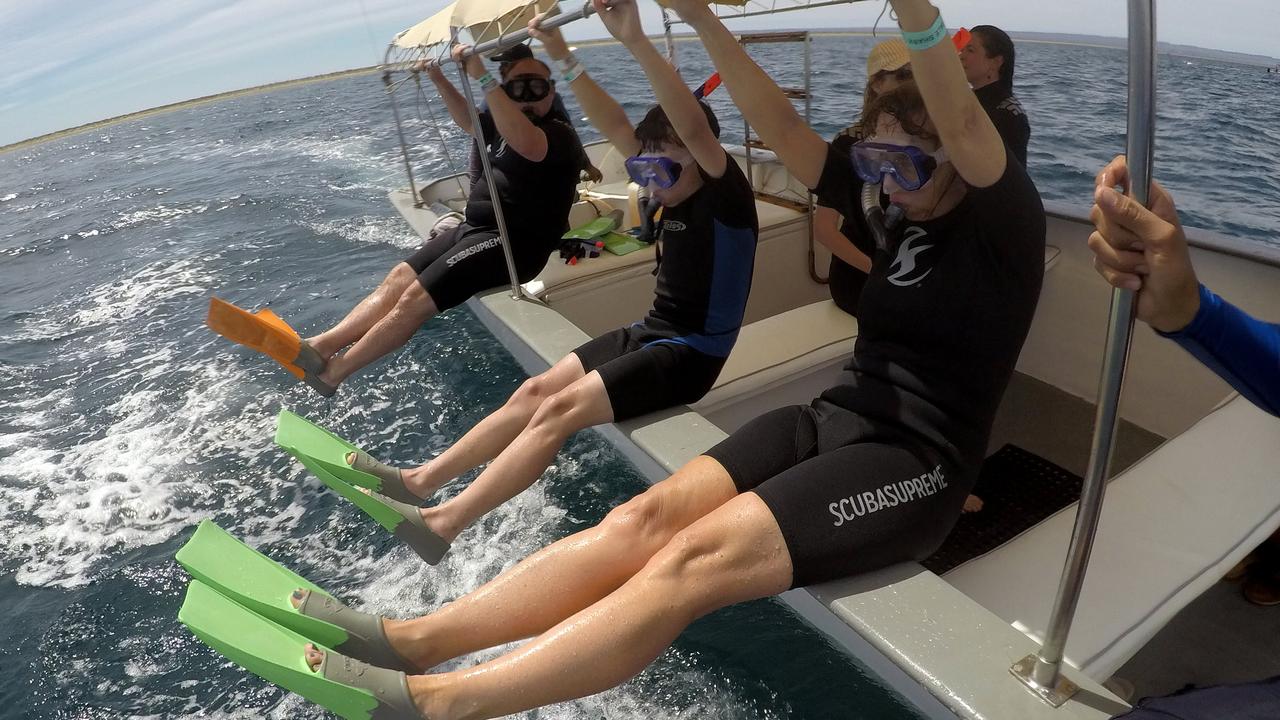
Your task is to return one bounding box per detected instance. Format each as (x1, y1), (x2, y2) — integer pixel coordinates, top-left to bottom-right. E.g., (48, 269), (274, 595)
(1, 0), (1276, 146)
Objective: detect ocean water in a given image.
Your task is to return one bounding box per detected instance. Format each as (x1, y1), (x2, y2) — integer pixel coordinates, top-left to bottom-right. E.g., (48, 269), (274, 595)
(0, 35), (1277, 719)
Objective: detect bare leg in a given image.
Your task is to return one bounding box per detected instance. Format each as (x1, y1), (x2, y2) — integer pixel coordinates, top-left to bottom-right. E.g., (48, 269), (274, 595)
(400, 354), (588, 498)
(307, 263), (417, 359)
(302, 492), (792, 719)
(421, 371), (613, 541)
(383, 457), (738, 670)
(318, 281), (439, 386)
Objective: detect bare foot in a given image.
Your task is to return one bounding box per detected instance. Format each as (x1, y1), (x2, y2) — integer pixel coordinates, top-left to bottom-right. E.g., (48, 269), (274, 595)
(962, 494), (984, 513)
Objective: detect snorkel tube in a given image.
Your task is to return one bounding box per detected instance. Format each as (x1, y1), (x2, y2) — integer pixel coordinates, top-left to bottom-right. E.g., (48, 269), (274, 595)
(638, 189), (662, 244)
(861, 183), (906, 251)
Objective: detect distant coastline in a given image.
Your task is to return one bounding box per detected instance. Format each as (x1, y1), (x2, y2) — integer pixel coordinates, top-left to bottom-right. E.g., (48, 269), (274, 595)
(5, 28), (1277, 154)
(0, 66), (379, 155)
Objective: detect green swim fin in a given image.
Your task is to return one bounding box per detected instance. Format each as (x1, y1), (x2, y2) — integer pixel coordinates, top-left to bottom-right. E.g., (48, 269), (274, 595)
(274, 409), (399, 495)
(180, 580), (408, 720)
(274, 411), (451, 564)
(176, 520), (420, 671)
(176, 520), (347, 648)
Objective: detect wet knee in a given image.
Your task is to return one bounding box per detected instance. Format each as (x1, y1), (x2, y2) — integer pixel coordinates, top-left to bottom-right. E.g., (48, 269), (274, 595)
(648, 527), (723, 585)
(600, 492), (670, 549)
(389, 263), (417, 287)
(394, 281), (434, 315)
(527, 389), (582, 436)
(511, 374), (556, 409)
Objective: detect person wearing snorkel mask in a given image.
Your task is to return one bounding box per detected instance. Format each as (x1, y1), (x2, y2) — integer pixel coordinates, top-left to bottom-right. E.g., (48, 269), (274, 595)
(818, 38), (913, 318)
(292, 0), (758, 569)
(293, 43), (587, 394)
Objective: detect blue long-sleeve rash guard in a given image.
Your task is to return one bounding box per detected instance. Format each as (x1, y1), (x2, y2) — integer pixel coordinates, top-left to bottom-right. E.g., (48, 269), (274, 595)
(1158, 283), (1280, 418)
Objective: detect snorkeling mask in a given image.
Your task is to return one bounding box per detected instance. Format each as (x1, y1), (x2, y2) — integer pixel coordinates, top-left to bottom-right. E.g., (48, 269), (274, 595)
(850, 141), (948, 192)
(503, 76), (554, 103)
(625, 155), (683, 189)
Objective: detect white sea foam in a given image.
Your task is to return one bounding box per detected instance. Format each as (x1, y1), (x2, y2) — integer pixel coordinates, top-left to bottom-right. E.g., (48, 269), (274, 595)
(1, 192), (16, 202)
(298, 214), (421, 249)
(0, 258), (283, 588)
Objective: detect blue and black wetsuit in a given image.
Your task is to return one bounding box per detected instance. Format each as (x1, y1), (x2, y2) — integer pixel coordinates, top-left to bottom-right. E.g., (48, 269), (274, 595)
(1159, 283), (1280, 417)
(572, 151), (759, 421)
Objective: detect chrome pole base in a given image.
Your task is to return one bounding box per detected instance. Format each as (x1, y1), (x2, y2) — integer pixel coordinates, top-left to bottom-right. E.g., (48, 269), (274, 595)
(1010, 655), (1080, 708)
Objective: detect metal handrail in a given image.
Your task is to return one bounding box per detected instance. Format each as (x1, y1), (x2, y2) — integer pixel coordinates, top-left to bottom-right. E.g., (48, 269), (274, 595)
(383, 69), (423, 208)
(1010, 0), (1157, 707)
(454, 63), (525, 299)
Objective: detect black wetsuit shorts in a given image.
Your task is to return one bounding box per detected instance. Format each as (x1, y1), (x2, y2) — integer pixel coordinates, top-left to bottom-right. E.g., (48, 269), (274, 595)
(404, 222), (553, 312)
(572, 324), (727, 422)
(704, 400), (969, 588)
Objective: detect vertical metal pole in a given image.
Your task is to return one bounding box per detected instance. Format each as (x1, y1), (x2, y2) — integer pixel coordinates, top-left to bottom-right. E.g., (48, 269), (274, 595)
(455, 65), (523, 299)
(1011, 0), (1156, 706)
(662, 8), (680, 77)
(384, 71), (423, 208)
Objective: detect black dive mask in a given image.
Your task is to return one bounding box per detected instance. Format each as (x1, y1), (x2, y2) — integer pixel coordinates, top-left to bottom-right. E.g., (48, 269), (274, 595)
(503, 76), (553, 103)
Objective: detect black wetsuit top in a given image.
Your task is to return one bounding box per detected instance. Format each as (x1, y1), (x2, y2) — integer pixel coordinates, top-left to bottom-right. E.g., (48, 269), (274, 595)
(463, 111), (582, 248)
(974, 82), (1031, 167)
(643, 153), (760, 357)
(811, 142), (1045, 467)
(822, 130), (877, 316)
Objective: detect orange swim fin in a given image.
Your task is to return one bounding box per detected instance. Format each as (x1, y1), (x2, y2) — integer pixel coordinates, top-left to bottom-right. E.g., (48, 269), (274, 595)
(206, 297), (305, 379)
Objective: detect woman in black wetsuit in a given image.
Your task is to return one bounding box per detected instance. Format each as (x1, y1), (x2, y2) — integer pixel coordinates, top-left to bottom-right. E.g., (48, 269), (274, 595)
(959, 24), (1031, 165)
(266, 0), (1046, 715)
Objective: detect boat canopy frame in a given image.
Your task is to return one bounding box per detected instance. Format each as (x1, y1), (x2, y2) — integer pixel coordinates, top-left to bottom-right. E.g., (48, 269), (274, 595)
(377, 0), (868, 298)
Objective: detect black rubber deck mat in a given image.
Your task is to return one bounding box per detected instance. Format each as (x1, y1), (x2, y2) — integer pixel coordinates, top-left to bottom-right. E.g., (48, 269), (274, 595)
(923, 444), (1083, 575)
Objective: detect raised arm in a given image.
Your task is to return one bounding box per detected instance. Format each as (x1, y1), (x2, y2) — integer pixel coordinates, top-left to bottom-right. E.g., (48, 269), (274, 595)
(452, 44), (550, 162)
(528, 14), (640, 156)
(664, 0), (827, 187)
(889, 0), (1005, 187)
(598, 0), (726, 176)
(419, 60), (479, 134)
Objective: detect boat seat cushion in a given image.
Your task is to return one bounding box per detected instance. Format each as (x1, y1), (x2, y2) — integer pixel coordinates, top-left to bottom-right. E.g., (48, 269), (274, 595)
(944, 395), (1280, 680)
(694, 300), (857, 411)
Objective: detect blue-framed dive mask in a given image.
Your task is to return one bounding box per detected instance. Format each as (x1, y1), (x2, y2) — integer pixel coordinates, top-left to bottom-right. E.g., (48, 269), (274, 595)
(624, 155), (683, 189)
(849, 141), (949, 192)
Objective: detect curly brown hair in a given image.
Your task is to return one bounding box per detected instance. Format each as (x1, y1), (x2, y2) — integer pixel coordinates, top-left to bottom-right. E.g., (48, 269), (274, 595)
(859, 80), (938, 143)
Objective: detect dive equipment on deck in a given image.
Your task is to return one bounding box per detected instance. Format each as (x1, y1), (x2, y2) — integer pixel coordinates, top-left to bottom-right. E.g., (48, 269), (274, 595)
(276, 411), (451, 563)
